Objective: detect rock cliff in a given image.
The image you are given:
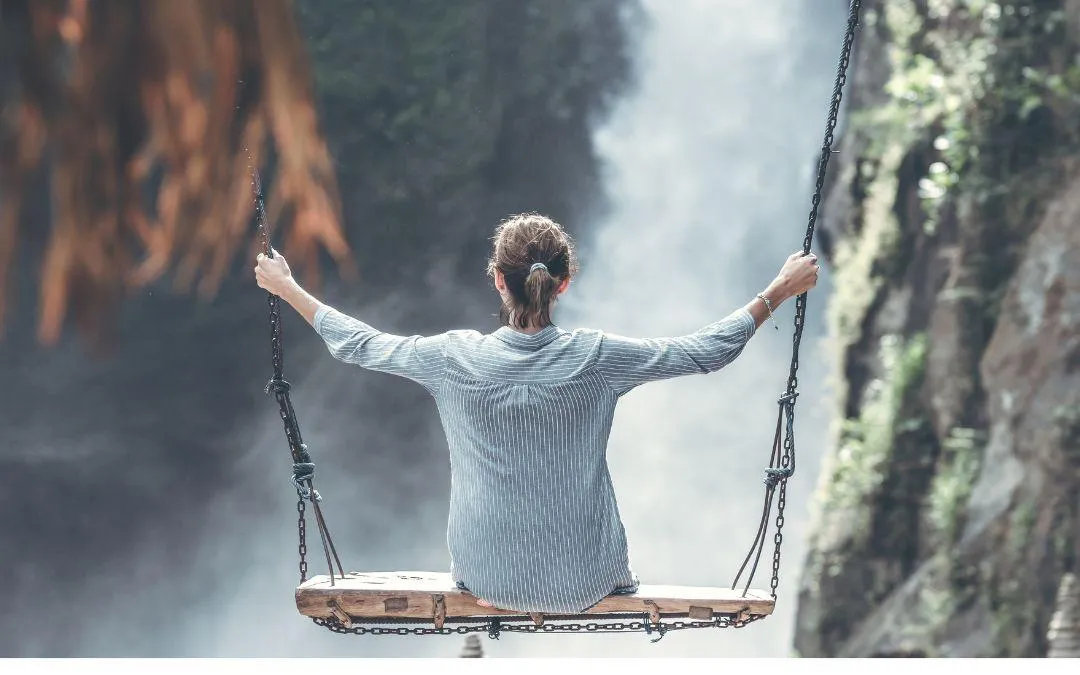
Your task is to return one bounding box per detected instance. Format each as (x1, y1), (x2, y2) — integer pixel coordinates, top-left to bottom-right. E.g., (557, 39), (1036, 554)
(795, 0), (1080, 657)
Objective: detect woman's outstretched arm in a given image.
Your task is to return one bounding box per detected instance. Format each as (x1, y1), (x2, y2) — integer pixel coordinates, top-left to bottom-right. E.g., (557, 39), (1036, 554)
(742, 251), (820, 329)
(595, 251), (820, 395)
(254, 251), (447, 395)
(278, 280), (325, 328)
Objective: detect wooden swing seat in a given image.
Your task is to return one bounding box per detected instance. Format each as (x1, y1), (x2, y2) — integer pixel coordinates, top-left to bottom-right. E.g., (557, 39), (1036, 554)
(295, 572), (775, 628)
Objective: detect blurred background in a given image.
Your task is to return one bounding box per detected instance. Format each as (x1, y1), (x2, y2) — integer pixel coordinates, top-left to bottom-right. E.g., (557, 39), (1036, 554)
(1, 0), (1078, 659)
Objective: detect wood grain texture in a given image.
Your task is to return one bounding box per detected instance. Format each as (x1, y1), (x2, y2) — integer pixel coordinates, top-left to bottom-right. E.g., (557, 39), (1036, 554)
(295, 571), (775, 622)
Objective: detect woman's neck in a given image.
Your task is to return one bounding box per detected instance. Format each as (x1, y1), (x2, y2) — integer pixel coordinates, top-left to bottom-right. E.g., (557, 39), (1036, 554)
(512, 324), (547, 335)
(505, 310), (551, 334)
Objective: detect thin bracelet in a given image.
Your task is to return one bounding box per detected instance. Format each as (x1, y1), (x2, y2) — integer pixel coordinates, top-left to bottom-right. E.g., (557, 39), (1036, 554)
(756, 293), (779, 330)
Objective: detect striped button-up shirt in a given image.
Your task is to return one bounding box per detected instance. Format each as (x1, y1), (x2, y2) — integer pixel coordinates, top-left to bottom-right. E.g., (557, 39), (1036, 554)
(314, 305), (756, 613)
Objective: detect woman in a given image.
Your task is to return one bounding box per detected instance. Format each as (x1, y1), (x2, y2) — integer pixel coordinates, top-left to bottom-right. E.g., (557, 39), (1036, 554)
(254, 212), (819, 614)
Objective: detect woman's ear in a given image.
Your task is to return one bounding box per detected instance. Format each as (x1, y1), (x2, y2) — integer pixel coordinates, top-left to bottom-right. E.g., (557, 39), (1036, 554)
(557, 277), (571, 295)
(494, 269), (507, 292)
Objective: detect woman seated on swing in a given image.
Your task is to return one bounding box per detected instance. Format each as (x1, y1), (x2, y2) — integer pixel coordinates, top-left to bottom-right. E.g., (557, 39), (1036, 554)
(253, 212), (819, 615)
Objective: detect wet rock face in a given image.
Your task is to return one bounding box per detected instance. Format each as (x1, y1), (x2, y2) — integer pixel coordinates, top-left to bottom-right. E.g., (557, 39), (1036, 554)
(970, 173), (1080, 545)
(794, 0), (1080, 658)
(1048, 573), (1080, 658)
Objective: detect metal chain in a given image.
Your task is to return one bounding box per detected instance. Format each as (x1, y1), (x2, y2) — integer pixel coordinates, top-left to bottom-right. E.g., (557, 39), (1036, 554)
(770, 481), (786, 598)
(252, 168), (310, 584)
(313, 612), (765, 640)
(247, 165), (345, 584)
(257, 216), (313, 581)
(267, 268), (284, 382)
(297, 499), (309, 583)
(736, 0), (862, 601)
(771, 0), (862, 597)
(236, 80), (318, 586)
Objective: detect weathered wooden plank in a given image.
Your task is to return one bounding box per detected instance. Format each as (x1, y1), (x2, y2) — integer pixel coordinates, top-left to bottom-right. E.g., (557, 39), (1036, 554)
(295, 571), (774, 622)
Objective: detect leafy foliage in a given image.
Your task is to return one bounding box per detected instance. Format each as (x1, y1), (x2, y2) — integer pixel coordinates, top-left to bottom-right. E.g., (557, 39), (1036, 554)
(293, 0), (641, 286)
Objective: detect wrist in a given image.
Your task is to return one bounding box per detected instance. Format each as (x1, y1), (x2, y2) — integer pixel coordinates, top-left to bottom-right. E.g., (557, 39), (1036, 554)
(761, 280), (790, 307)
(277, 277), (302, 303)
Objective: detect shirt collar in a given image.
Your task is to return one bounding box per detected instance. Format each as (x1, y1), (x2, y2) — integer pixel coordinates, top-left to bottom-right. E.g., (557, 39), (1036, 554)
(492, 324), (563, 349)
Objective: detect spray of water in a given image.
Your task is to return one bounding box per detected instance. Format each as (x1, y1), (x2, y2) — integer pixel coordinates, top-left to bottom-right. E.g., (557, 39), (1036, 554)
(498, 0), (848, 657)
(5, 1), (849, 658)
(182, 0), (846, 658)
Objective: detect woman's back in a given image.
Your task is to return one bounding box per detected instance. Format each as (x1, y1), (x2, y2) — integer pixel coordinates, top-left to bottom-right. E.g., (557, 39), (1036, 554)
(314, 306), (756, 612)
(440, 325), (632, 614)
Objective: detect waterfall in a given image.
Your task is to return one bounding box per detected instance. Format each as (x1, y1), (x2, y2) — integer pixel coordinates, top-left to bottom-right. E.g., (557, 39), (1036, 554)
(186, 0), (849, 658)
(540, 0), (849, 657)
(1, 1), (851, 658)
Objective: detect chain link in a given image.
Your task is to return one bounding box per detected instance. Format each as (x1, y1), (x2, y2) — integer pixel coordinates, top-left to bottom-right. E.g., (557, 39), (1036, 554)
(297, 498), (308, 583)
(312, 612), (766, 640)
(770, 481), (786, 598)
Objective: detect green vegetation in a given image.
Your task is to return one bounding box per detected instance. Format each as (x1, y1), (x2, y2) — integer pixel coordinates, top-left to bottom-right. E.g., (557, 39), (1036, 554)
(901, 424), (984, 652)
(828, 145), (902, 351)
(852, 0), (997, 233)
(925, 427), (983, 548)
(905, 553), (957, 655)
(852, 1), (1080, 234)
(1053, 404), (1080, 468)
(292, 0), (640, 280)
(987, 498), (1040, 655)
(807, 0), (1080, 657)
(823, 333), (928, 538)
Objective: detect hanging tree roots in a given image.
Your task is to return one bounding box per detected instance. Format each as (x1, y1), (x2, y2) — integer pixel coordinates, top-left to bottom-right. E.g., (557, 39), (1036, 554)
(0, 0), (352, 344)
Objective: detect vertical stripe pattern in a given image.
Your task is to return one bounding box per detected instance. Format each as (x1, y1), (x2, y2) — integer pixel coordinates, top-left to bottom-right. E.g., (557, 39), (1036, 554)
(314, 305), (756, 613)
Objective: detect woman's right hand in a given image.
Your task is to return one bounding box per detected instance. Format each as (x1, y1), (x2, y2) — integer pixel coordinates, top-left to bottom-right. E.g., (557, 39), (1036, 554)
(254, 250), (295, 297)
(771, 251), (820, 300)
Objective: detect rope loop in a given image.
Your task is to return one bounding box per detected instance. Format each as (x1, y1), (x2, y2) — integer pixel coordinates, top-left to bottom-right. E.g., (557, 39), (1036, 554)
(763, 467), (793, 488)
(265, 378), (291, 395)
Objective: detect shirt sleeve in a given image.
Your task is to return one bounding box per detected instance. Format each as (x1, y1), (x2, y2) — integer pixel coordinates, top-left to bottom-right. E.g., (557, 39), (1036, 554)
(314, 305), (448, 395)
(596, 308), (756, 396)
